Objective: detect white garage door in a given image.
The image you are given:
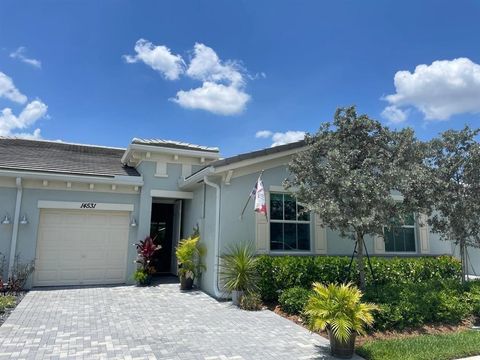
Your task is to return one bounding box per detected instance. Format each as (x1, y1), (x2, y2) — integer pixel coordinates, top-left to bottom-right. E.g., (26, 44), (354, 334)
(34, 209), (130, 286)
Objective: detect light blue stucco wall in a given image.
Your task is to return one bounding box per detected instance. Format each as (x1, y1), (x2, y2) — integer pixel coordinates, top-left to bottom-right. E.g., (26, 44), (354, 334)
(216, 165), (374, 257)
(135, 161), (184, 241)
(0, 187), (16, 279)
(467, 247), (480, 276)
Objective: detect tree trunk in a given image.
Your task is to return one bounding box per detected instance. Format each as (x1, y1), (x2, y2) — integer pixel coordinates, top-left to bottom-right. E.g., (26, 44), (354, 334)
(460, 240), (466, 285)
(356, 233), (366, 290)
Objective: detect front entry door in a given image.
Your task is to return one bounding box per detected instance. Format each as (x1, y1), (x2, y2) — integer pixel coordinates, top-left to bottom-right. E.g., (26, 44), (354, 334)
(150, 203), (174, 274)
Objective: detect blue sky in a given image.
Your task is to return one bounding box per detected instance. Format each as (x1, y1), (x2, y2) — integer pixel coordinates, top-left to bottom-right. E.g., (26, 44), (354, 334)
(1, 0), (479, 156)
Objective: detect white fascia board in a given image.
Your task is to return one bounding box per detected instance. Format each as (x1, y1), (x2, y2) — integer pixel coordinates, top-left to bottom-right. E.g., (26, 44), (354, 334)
(122, 144), (220, 164)
(150, 189), (194, 199)
(0, 169), (144, 186)
(213, 147), (306, 175)
(178, 166), (214, 190)
(38, 200), (134, 211)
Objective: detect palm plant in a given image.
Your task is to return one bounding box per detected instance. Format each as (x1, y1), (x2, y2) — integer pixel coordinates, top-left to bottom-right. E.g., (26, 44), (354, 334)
(305, 282), (378, 358)
(219, 243), (259, 304)
(176, 234), (205, 290)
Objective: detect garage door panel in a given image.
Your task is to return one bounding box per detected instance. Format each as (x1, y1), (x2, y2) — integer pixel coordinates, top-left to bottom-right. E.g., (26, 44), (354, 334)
(34, 209), (129, 286)
(35, 270), (59, 283)
(109, 215), (130, 226)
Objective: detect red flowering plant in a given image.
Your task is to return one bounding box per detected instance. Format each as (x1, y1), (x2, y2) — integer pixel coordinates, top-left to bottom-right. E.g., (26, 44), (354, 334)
(134, 236), (162, 284)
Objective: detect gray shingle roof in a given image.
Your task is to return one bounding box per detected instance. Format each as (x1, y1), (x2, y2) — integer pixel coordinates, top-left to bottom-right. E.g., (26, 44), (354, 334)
(209, 140), (305, 168)
(132, 138), (220, 153)
(185, 140), (306, 180)
(0, 138), (139, 177)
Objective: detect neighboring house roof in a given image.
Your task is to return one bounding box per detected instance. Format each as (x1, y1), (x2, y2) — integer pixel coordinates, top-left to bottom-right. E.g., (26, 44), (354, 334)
(132, 138), (220, 153)
(0, 137), (140, 177)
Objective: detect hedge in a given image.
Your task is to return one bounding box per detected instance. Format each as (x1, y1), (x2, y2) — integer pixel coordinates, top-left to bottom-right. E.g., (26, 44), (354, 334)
(278, 287), (312, 315)
(276, 279), (475, 330)
(364, 280), (473, 330)
(256, 255), (461, 302)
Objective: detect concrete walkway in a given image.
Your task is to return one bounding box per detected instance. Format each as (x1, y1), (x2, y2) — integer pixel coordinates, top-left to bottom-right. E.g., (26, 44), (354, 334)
(0, 283), (363, 359)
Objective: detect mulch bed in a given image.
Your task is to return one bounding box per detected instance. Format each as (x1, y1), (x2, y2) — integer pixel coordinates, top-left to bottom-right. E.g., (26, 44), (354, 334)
(0, 292), (26, 327)
(267, 303), (475, 346)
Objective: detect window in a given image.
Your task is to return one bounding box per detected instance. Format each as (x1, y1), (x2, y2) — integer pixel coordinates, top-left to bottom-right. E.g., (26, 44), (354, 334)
(270, 193), (311, 251)
(384, 213), (416, 252)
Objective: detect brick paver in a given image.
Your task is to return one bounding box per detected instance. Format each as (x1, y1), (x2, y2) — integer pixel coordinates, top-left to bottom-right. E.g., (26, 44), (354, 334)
(0, 283), (363, 359)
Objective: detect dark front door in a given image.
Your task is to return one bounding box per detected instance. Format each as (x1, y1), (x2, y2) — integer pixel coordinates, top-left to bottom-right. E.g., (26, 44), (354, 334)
(150, 203), (174, 274)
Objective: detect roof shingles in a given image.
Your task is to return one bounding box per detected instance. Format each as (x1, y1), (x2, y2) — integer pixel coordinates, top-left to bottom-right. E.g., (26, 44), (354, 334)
(0, 138), (139, 177)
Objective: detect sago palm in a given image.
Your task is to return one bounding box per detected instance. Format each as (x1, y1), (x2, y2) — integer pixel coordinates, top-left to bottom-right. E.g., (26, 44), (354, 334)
(305, 282), (378, 343)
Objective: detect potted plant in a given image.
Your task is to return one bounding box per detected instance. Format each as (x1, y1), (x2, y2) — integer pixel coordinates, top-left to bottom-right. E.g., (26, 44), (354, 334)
(304, 282), (378, 359)
(175, 232), (205, 290)
(134, 236), (161, 286)
(219, 242), (259, 306)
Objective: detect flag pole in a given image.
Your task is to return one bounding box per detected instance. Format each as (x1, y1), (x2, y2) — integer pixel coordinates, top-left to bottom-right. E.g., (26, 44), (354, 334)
(239, 170), (264, 220)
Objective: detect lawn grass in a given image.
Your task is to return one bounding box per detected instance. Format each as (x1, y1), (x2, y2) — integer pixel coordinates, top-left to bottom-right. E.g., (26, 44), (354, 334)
(0, 295), (16, 313)
(357, 330), (480, 360)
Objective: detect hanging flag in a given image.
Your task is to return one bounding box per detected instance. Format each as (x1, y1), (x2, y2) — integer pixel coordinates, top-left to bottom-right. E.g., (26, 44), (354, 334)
(254, 175), (267, 216)
(240, 171), (268, 220)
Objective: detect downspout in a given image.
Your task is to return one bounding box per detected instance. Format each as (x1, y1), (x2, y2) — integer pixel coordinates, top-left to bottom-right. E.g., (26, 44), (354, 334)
(8, 177), (23, 276)
(203, 176), (224, 299)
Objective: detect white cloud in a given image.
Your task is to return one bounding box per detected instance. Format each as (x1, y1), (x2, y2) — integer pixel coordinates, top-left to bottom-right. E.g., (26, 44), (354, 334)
(256, 130), (306, 147)
(381, 105), (407, 124)
(125, 40), (255, 115)
(172, 81), (250, 116)
(0, 72), (27, 104)
(383, 58), (480, 121)
(123, 39), (185, 80)
(255, 130), (273, 138)
(0, 100), (47, 139)
(173, 43), (250, 115)
(186, 43), (244, 87)
(10, 47), (42, 69)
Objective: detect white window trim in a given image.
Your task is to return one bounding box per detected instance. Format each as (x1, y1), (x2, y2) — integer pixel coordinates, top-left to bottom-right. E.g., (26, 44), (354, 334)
(384, 214), (417, 254)
(269, 192), (313, 253)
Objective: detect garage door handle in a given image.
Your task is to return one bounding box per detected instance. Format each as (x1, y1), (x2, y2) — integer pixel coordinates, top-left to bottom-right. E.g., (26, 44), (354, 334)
(81, 255), (86, 258)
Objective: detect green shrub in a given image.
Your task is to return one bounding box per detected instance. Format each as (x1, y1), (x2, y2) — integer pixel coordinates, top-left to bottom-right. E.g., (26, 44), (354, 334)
(133, 269), (149, 285)
(0, 295), (16, 313)
(364, 280), (472, 330)
(465, 280), (480, 317)
(240, 293), (262, 311)
(278, 287), (312, 315)
(255, 255), (461, 302)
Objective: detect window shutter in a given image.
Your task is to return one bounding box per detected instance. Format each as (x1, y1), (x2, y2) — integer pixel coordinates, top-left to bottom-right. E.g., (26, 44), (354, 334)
(314, 213), (327, 254)
(374, 235), (385, 254)
(417, 213), (430, 254)
(255, 191), (269, 254)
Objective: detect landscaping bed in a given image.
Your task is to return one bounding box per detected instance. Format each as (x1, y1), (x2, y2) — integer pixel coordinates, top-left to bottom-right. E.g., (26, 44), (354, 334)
(0, 293), (25, 326)
(256, 255), (480, 359)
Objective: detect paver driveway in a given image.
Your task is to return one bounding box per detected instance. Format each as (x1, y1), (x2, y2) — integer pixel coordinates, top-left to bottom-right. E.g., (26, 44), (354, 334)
(0, 283), (363, 360)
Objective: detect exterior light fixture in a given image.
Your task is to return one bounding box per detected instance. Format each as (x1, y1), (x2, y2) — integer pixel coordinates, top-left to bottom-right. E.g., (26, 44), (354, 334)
(20, 214), (28, 225)
(130, 217), (137, 227)
(1, 215), (11, 225)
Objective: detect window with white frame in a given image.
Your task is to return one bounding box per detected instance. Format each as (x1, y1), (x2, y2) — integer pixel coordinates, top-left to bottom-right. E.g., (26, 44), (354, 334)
(270, 193), (311, 251)
(384, 213), (416, 252)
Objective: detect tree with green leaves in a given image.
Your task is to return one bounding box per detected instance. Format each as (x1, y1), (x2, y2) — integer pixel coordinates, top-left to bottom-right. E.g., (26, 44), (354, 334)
(427, 126), (480, 283)
(285, 106), (430, 289)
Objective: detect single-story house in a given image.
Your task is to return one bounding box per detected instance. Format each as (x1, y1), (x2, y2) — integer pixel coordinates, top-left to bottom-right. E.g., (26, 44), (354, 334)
(0, 137), (478, 296)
